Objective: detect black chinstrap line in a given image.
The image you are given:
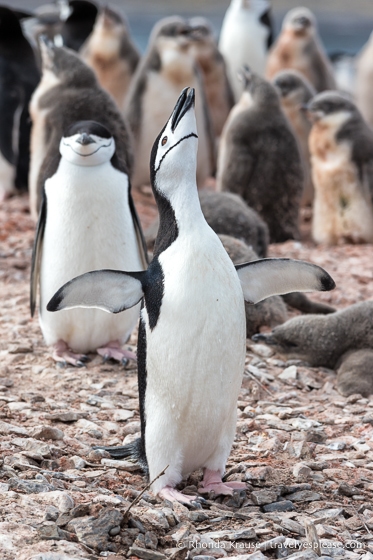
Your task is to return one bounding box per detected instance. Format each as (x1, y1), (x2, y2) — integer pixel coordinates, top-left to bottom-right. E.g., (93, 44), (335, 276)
(155, 132), (198, 174)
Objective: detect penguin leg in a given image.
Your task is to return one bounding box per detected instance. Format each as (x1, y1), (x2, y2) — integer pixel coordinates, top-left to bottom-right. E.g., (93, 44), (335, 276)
(52, 340), (88, 368)
(198, 469), (247, 496)
(96, 340), (137, 366)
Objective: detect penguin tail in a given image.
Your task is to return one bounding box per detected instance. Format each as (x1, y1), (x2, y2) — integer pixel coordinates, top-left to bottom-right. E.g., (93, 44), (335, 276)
(94, 438), (148, 474)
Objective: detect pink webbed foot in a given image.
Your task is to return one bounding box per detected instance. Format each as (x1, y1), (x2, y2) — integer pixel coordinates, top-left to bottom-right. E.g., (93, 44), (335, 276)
(158, 486), (198, 504)
(198, 469), (247, 496)
(52, 340), (88, 367)
(97, 340), (137, 366)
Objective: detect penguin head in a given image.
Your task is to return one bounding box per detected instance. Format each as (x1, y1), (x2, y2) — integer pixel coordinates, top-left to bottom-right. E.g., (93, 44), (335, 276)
(39, 37), (97, 88)
(239, 66), (279, 108)
(283, 7), (316, 37)
(150, 87), (198, 189)
(304, 91), (358, 125)
(86, 7), (129, 59)
(273, 70), (316, 104)
(60, 121), (115, 166)
(152, 17), (193, 57)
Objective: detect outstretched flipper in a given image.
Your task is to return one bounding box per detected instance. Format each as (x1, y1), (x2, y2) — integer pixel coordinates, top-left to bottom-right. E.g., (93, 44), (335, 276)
(47, 270), (146, 313)
(236, 258), (335, 304)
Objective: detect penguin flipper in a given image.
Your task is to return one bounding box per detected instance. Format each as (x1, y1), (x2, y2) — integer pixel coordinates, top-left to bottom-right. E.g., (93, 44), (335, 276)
(236, 258), (335, 304)
(30, 194), (47, 317)
(47, 270), (145, 314)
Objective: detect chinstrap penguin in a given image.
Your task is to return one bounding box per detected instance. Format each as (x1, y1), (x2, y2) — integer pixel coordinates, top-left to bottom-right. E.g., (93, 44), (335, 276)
(306, 92), (373, 245)
(47, 87), (335, 502)
(219, 0), (273, 102)
(188, 17), (234, 138)
(0, 7), (40, 200)
(31, 120), (147, 367)
(266, 7), (336, 93)
(80, 6), (139, 110)
(125, 16), (215, 189)
(272, 70), (316, 206)
(29, 38), (133, 221)
(217, 67), (304, 243)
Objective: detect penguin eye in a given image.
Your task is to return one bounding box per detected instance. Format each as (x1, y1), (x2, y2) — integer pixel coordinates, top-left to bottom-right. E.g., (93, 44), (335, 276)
(161, 136), (168, 146)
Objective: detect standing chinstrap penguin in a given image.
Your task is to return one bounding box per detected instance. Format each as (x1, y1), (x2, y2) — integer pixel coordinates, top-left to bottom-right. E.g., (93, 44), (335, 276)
(125, 16), (215, 189)
(188, 17), (234, 138)
(47, 88), (335, 502)
(29, 39), (133, 221)
(266, 7), (336, 93)
(306, 92), (373, 245)
(219, 0), (273, 102)
(31, 120), (147, 366)
(80, 6), (139, 110)
(273, 70), (316, 206)
(217, 67), (304, 243)
(0, 7), (40, 200)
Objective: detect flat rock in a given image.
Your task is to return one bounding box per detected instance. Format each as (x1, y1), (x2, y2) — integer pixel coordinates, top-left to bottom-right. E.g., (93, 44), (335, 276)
(112, 409), (135, 422)
(285, 490), (321, 502)
(44, 412), (88, 422)
(127, 546), (166, 560)
(203, 527), (256, 540)
(0, 421), (29, 436)
(262, 500), (295, 512)
(101, 458), (140, 471)
(70, 507), (123, 552)
(251, 489), (278, 505)
(8, 479), (55, 494)
(279, 366), (297, 380)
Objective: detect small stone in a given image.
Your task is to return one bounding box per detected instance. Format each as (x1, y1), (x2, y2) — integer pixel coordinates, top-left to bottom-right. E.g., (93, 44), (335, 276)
(251, 343), (274, 358)
(285, 552), (318, 560)
(37, 523), (63, 540)
(257, 535), (286, 551)
(8, 478), (55, 493)
(101, 458), (140, 471)
(262, 500), (295, 513)
(112, 409), (135, 422)
(44, 411), (87, 422)
(31, 426), (65, 440)
(279, 366), (297, 380)
(251, 489), (278, 505)
(281, 518), (305, 536)
(87, 449), (111, 462)
(69, 456), (86, 470)
(128, 545), (166, 560)
(58, 492), (75, 513)
(338, 483), (359, 497)
(70, 507), (123, 551)
(109, 525), (121, 536)
(327, 441), (345, 451)
(144, 530), (158, 550)
(44, 505), (59, 521)
(8, 344), (33, 354)
(293, 463), (312, 479)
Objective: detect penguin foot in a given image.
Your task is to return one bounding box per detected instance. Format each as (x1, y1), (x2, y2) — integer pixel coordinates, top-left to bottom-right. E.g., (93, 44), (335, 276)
(198, 469), (247, 496)
(52, 340), (88, 367)
(158, 486), (198, 504)
(97, 340), (137, 365)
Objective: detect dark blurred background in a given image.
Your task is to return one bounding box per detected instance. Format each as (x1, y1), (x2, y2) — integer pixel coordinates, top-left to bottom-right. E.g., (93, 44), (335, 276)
(12, 0), (373, 54)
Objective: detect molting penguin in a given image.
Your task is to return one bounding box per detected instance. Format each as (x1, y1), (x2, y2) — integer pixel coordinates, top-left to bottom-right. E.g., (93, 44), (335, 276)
(80, 6), (140, 110)
(219, 0), (274, 102)
(217, 67), (303, 243)
(31, 120), (147, 366)
(266, 7), (336, 93)
(306, 92), (373, 245)
(61, 0), (98, 51)
(47, 88), (335, 502)
(188, 17), (234, 137)
(0, 7), (40, 200)
(29, 39), (133, 221)
(273, 70), (316, 206)
(125, 16), (215, 189)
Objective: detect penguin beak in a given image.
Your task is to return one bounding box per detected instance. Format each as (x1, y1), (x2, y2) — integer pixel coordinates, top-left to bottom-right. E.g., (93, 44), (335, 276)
(171, 87), (195, 132)
(76, 133), (95, 146)
(252, 333), (276, 345)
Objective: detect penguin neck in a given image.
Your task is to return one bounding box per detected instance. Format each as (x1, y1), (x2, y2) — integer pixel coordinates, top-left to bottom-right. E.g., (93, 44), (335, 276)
(153, 173), (205, 256)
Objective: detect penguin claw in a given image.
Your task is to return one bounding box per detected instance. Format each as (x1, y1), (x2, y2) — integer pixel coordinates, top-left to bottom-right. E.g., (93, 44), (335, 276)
(97, 340), (136, 365)
(52, 340), (90, 368)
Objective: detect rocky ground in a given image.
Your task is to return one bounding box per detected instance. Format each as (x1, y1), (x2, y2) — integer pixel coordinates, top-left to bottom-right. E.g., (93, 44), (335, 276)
(1, 193), (373, 560)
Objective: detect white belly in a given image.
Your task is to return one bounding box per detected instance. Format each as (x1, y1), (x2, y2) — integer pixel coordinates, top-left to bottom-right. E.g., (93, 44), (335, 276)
(143, 225), (246, 492)
(132, 71), (210, 188)
(219, 11), (268, 101)
(39, 160), (144, 352)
